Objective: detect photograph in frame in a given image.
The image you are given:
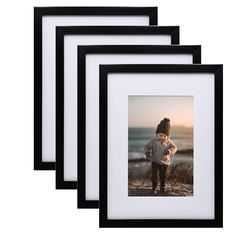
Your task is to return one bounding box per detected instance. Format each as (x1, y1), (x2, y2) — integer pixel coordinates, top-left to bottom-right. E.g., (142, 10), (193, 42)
(99, 64), (223, 227)
(128, 96), (194, 197)
(55, 26), (180, 189)
(34, 6), (158, 170)
(76, 45), (201, 208)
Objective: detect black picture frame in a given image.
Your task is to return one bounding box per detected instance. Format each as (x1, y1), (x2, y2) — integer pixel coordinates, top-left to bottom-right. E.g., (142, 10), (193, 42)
(34, 6), (158, 170)
(77, 45), (201, 208)
(56, 26), (180, 189)
(99, 64), (223, 228)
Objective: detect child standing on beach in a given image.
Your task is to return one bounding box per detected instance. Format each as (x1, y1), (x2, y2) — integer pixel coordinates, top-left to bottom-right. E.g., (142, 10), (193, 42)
(144, 118), (177, 194)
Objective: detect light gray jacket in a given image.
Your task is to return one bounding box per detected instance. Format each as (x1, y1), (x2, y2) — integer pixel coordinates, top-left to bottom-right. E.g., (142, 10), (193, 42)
(144, 137), (177, 165)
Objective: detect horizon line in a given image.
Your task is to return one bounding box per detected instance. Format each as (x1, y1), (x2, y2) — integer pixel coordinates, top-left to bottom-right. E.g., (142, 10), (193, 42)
(129, 125), (193, 128)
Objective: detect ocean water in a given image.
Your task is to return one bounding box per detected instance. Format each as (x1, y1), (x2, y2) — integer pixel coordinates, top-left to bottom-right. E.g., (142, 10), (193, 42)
(128, 127), (193, 160)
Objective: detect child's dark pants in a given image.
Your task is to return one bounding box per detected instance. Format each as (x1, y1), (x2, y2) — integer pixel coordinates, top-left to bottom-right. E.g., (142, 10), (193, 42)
(151, 162), (168, 190)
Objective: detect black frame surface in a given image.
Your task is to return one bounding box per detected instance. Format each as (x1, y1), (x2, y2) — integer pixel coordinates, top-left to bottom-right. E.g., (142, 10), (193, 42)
(99, 64), (223, 228)
(77, 45), (201, 208)
(56, 26), (180, 189)
(34, 6), (158, 170)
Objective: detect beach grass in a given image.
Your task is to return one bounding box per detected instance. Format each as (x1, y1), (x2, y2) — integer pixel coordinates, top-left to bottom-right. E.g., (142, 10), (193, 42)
(128, 157), (193, 196)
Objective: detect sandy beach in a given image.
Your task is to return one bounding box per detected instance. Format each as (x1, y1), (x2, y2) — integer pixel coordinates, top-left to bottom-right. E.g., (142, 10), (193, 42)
(129, 179), (193, 197)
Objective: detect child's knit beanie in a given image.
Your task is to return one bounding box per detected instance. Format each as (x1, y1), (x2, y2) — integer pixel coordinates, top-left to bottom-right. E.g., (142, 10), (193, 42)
(156, 118), (171, 136)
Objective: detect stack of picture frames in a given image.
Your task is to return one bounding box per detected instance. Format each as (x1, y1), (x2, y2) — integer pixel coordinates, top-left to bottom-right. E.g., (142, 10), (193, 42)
(34, 6), (223, 228)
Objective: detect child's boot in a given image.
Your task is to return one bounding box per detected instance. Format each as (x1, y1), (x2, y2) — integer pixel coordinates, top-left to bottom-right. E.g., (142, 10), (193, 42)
(152, 187), (157, 195)
(152, 182), (158, 195)
(160, 182), (166, 193)
(160, 186), (165, 193)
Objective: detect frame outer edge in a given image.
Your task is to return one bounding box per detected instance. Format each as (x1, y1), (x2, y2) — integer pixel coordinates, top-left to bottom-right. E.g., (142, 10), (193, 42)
(98, 64), (223, 227)
(34, 6), (158, 170)
(99, 65), (109, 226)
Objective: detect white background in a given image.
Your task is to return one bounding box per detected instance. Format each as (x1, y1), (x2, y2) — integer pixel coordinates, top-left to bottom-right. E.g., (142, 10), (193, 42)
(0, 0), (233, 235)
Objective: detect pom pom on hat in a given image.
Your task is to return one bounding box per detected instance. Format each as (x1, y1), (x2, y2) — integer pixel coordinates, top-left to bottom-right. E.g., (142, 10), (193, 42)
(163, 118), (170, 122)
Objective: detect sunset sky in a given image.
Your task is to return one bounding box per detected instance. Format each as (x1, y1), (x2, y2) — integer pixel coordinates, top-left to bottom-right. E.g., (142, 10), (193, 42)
(128, 96), (193, 128)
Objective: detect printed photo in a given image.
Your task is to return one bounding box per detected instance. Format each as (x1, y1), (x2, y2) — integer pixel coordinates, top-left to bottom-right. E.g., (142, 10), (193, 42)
(128, 96), (193, 197)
